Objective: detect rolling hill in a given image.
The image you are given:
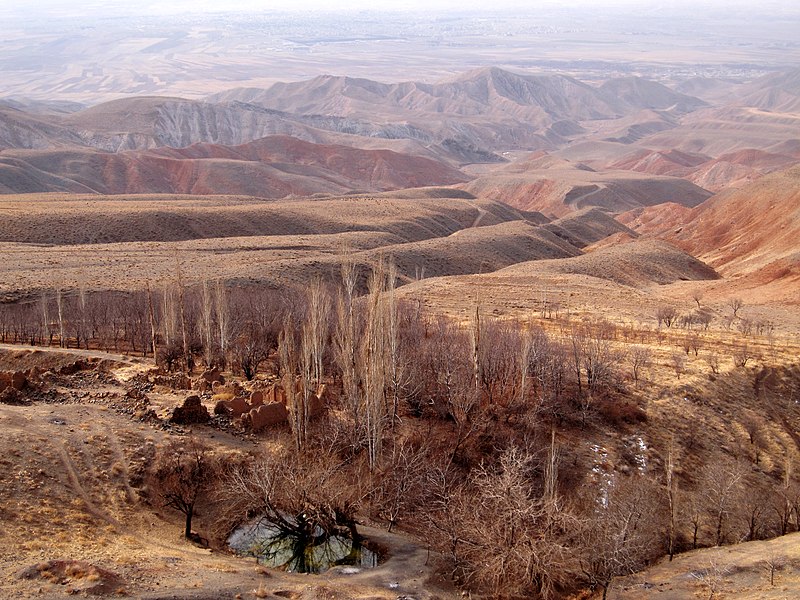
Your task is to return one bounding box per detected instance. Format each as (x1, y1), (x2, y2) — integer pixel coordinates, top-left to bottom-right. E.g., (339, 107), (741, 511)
(0, 135), (467, 196)
(462, 155), (711, 217)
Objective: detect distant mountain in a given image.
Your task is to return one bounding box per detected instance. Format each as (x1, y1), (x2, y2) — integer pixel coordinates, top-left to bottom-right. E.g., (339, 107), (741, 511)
(736, 68), (800, 113)
(211, 68), (619, 121)
(609, 149), (709, 176)
(3, 66), (797, 199)
(672, 77), (742, 103)
(0, 105), (82, 150)
(599, 77), (708, 114)
(606, 147), (797, 192)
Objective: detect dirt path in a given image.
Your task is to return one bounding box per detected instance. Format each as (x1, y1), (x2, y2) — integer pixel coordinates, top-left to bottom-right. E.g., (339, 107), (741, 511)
(0, 342), (148, 365)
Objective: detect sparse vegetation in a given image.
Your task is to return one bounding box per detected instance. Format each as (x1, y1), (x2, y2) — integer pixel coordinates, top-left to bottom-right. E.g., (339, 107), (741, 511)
(1, 14), (799, 597)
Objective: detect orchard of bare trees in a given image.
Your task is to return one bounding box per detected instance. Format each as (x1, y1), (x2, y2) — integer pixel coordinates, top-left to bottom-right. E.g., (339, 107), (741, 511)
(3, 265), (800, 599)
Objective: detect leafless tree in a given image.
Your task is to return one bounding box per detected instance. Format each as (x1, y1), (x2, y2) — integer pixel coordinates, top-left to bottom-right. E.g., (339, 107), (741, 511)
(738, 479), (771, 541)
(147, 437), (214, 539)
(221, 447), (360, 546)
(732, 342), (756, 368)
(629, 345), (652, 386)
(56, 288), (65, 347)
(706, 351), (721, 375)
(478, 318), (525, 406)
(665, 440), (678, 560)
(728, 298), (744, 318)
(300, 278), (329, 444)
(582, 335), (619, 395)
(762, 550), (787, 586)
(199, 280), (215, 367)
(459, 445), (578, 599)
(693, 292), (703, 310)
(671, 352), (687, 379)
(173, 253), (190, 372)
(737, 317), (754, 337)
(569, 325), (586, 397)
(373, 438), (429, 532)
(333, 252), (364, 443)
(279, 319), (305, 451)
(701, 460), (745, 546)
(580, 475), (666, 600)
(40, 291), (51, 346)
(231, 324), (271, 380)
(214, 279), (229, 364)
(682, 488), (704, 549)
(656, 305), (679, 329)
(690, 552), (730, 600)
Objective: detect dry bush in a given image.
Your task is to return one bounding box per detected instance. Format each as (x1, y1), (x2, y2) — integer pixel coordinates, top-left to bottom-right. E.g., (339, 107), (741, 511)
(579, 475), (667, 600)
(449, 445), (580, 599)
(597, 398), (647, 427)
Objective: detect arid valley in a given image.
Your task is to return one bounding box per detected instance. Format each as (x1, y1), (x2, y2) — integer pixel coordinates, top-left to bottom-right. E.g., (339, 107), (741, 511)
(1, 2), (800, 599)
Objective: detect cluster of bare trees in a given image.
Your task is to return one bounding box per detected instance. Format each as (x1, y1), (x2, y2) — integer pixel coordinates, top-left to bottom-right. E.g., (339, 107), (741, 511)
(9, 264), (800, 598)
(0, 284), (290, 375)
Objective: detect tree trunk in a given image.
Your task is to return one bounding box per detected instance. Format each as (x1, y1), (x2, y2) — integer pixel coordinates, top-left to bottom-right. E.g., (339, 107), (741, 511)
(184, 505), (193, 538)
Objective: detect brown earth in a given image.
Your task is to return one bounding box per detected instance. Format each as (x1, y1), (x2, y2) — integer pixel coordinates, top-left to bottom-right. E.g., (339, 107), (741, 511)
(0, 346), (458, 600)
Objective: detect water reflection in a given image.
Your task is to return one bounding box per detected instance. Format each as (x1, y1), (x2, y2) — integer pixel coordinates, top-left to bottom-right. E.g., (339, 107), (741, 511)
(229, 518), (378, 573)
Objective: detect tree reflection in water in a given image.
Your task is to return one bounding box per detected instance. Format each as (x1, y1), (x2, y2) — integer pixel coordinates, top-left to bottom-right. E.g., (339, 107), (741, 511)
(229, 516), (378, 573)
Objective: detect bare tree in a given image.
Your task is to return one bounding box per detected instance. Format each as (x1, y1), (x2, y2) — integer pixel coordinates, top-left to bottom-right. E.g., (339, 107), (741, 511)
(56, 288), (65, 347)
(701, 460), (745, 546)
(665, 439), (678, 561)
(478, 318), (525, 406)
(629, 345), (652, 386)
(671, 352), (686, 379)
(231, 324), (271, 380)
(732, 342), (756, 368)
(373, 439), (429, 532)
(279, 319), (304, 451)
(173, 253), (190, 372)
(762, 550), (787, 586)
(214, 279), (229, 365)
(300, 278), (329, 445)
(706, 351), (721, 375)
(693, 292), (703, 310)
(199, 280), (215, 367)
(691, 553), (730, 600)
(460, 445), (578, 599)
(656, 306), (679, 329)
(580, 475), (666, 600)
(40, 291), (51, 346)
(728, 298), (744, 318)
(148, 437), (214, 539)
(361, 262), (390, 471)
(221, 446), (361, 549)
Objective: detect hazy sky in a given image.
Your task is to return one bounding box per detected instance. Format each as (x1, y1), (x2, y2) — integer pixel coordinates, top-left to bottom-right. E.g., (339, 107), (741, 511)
(14, 0), (800, 14)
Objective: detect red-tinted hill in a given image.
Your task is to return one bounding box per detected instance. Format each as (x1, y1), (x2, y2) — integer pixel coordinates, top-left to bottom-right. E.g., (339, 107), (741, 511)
(0, 135), (468, 196)
(668, 166), (800, 276)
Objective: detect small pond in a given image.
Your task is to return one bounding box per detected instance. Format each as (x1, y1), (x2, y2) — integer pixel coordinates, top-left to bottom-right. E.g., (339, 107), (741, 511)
(229, 518), (378, 574)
